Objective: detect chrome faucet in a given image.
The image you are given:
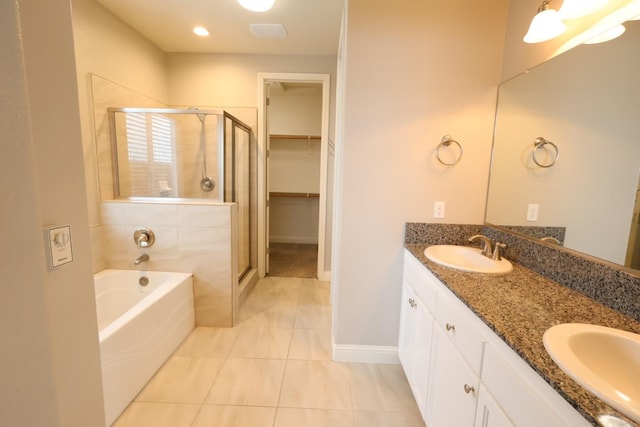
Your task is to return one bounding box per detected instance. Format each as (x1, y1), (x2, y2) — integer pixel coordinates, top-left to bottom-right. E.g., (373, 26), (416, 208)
(468, 234), (493, 257)
(134, 254), (149, 265)
(491, 242), (507, 261)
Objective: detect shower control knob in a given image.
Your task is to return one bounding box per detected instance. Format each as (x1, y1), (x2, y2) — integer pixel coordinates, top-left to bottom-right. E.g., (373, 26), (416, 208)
(133, 228), (155, 248)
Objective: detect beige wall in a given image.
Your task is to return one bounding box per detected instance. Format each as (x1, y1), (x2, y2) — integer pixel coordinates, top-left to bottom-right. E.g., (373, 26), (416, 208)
(1, 0), (105, 426)
(332, 0), (509, 347)
(166, 53), (337, 112)
(72, 0), (169, 273)
(73, 0), (168, 222)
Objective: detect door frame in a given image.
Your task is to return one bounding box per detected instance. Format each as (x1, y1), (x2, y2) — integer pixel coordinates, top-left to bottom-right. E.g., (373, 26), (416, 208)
(257, 72), (331, 279)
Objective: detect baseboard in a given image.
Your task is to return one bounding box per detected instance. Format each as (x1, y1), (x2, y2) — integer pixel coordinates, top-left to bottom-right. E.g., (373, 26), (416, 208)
(332, 342), (399, 364)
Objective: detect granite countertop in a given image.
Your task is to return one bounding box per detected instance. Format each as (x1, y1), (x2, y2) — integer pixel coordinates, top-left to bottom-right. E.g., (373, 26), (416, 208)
(405, 243), (640, 427)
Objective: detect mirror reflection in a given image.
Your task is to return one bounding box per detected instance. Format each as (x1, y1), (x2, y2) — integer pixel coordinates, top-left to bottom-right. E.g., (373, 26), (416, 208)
(486, 20), (640, 270)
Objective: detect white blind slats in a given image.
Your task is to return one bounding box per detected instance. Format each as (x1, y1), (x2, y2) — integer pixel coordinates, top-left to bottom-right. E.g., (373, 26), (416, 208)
(124, 113), (177, 197)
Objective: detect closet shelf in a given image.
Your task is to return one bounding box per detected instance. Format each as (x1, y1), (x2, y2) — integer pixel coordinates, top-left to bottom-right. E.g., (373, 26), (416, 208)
(270, 192), (320, 199)
(269, 134), (321, 141)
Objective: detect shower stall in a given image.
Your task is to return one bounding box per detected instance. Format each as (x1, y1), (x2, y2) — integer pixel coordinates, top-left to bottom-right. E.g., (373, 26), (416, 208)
(107, 107), (254, 280)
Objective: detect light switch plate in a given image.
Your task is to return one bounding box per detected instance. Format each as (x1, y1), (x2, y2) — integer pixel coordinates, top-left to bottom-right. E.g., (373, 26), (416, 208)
(46, 225), (73, 269)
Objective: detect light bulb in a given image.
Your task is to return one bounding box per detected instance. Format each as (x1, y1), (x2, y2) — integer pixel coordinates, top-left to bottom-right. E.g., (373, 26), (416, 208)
(584, 24), (625, 44)
(524, 8), (567, 43)
(238, 0), (274, 12)
(558, 0), (608, 19)
(193, 26), (210, 37)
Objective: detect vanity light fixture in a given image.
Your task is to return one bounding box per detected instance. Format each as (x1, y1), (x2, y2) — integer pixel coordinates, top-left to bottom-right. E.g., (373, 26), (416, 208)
(238, 0), (274, 12)
(523, 0), (567, 43)
(558, 0), (609, 19)
(583, 23), (626, 44)
(193, 26), (210, 37)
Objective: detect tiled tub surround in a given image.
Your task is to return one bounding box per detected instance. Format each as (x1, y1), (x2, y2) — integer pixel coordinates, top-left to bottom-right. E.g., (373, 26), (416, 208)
(405, 222), (640, 426)
(100, 200), (238, 327)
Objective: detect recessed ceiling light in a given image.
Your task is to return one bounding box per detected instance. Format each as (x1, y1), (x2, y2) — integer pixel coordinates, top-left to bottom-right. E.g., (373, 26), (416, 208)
(249, 23), (286, 38)
(193, 26), (210, 37)
(238, 0), (274, 12)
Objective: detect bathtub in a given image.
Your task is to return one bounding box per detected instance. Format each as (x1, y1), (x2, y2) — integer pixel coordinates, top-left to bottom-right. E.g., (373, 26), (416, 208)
(95, 269), (194, 426)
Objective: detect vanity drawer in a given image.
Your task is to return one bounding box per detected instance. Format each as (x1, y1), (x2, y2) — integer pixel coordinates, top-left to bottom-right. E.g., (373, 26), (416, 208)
(435, 288), (485, 375)
(482, 343), (587, 427)
(403, 251), (437, 314)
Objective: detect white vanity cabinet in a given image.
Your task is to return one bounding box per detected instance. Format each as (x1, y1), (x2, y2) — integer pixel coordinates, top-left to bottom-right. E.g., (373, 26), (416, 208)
(400, 249), (591, 427)
(426, 325), (480, 426)
(424, 257), (485, 427)
(475, 384), (513, 427)
(399, 254), (437, 419)
(398, 281), (433, 418)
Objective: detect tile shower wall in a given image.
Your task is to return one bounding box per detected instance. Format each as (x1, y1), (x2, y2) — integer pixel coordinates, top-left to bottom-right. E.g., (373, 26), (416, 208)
(100, 201), (237, 327)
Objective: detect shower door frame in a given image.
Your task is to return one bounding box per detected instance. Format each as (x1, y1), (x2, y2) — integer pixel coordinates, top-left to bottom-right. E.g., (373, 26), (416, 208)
(107, 107), (227, 201)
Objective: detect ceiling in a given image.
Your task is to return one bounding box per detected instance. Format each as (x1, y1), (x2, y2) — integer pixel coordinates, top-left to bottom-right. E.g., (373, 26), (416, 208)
(95, 0), (344, 55)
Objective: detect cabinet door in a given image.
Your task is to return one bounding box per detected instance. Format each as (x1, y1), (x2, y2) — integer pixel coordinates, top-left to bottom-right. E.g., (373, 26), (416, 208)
(426, 326), (479, 427)
(435, 288), (484, 375)
(398, 280), (418, 373)
(398, 280), (434, 419)
(482, 344), (587, 427)
(412, 294), (433, 419)
(475, 384), (513, 427)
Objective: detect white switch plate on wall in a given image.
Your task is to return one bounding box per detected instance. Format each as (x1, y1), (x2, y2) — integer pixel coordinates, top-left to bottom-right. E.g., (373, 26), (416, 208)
(434, 201), (445, 218)
(46, 225), (73, 269)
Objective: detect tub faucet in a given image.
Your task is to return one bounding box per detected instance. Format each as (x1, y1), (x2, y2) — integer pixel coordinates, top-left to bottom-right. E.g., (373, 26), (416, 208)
(468, 234), (493, 257)
(134, 254), (149, 265)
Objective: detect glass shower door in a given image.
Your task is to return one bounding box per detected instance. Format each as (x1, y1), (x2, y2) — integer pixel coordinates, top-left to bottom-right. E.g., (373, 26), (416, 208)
(224, 113), (252, 280)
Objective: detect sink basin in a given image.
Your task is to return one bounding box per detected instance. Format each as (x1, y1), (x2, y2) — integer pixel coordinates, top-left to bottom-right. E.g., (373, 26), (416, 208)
(543, 323), (640, 423)
(423, 245), (512, 274)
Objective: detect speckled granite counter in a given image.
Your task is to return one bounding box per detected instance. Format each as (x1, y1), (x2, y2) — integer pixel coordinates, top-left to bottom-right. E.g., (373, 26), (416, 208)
(405, 243), (640, 427)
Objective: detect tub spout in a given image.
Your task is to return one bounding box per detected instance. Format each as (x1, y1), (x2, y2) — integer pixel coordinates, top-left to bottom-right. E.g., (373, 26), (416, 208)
(134, 254), (149, 265)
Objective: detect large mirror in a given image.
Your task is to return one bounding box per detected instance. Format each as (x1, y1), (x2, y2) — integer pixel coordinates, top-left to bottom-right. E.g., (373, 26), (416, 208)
(486, 20), (640, 270)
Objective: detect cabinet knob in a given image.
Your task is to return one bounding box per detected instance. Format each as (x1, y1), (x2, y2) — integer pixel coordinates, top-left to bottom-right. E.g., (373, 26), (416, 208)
(408, 298), (417, 308)
(446, 323), (455, 332)
(464, 384), (475, 394)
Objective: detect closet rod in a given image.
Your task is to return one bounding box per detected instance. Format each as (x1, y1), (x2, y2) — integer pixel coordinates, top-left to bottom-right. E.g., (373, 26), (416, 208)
(269, 192), (320, 198)
(269, 134), (321, 140)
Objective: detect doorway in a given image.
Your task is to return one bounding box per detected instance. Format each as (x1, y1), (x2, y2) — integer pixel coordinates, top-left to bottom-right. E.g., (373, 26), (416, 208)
(257, 73), (331, 280)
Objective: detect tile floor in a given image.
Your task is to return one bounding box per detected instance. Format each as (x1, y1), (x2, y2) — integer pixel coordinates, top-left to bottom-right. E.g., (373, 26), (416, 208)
(113, 276), (425, 427)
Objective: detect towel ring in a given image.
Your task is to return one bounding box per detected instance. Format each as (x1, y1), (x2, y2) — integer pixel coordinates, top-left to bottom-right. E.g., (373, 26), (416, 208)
(532, 137), (559, 168)
(436, 135), (463, 166)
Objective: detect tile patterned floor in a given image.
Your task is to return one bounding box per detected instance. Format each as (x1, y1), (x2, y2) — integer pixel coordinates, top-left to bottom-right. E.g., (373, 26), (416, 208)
(113, 276), (425, 427)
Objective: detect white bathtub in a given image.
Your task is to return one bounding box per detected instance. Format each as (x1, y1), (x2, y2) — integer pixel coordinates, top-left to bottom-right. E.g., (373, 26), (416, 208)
(95, 269), (194, 426)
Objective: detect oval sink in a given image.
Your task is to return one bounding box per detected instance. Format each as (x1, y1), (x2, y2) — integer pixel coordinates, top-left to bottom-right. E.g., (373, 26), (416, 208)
(543, 323), (640, 423)
(423, 245), (512, 274)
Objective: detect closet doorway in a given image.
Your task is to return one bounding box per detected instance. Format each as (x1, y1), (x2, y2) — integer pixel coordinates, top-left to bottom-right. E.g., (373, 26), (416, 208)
(257, 73), (331, 280)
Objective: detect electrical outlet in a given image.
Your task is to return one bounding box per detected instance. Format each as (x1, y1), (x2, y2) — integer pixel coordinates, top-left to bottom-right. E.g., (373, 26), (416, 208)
(434, 201), (445, 218)
(527, 204), (539, 221)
